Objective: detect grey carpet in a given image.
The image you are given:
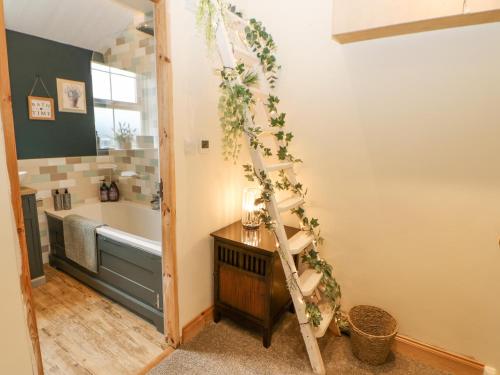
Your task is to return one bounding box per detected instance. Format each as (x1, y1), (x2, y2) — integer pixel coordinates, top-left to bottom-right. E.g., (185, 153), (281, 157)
(149, 314), (451, 375)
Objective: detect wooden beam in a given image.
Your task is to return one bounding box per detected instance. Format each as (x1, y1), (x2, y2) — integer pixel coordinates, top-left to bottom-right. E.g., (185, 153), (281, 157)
(154, 0), (180, 348)
(333, 9), (500, 44)
(0, 1), (44, 374)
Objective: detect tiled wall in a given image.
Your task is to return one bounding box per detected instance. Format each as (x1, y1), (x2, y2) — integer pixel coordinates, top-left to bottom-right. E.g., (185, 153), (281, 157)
(18, 150), (159, 262)
(112, 149), (159, 203)
(102, 14), (158, 143)
(19, 155), (113, 260)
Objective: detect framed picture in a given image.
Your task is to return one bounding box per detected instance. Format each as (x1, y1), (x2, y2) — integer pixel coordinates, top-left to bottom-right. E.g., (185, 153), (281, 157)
(56, 78), (87, 114)
(27, 96), (55, 121)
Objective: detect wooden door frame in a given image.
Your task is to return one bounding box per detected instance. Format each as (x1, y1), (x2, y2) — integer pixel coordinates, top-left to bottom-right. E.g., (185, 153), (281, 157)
(152, 0), (180, 348)
(0, 1), (179, 373)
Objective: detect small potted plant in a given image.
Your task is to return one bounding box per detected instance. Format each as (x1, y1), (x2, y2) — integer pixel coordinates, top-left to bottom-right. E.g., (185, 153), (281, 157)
(114, 122), (135, 149)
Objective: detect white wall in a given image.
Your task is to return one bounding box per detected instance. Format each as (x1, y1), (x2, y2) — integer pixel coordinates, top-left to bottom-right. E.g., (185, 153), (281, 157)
(170, 0), (500, 369)
(0, 118), (36, 374)
(170, 0), (247, 329)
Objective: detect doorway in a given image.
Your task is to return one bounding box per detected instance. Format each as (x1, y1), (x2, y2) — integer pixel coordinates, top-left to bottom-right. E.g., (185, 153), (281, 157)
(0, 0), (178, 373)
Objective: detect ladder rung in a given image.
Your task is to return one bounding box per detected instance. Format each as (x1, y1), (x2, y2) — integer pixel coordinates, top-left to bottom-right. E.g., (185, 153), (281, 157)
(288, 232), (314, 255)
(265, 162), (293, 172)
(313, 303), (336, 338)
(254, 126), (275, 136)
(277, 196), (304, 212)
(234, 46), (260, 65)
(298, 269), (322, 296)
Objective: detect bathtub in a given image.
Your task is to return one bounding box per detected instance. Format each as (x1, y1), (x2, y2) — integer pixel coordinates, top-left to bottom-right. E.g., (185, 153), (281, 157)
(45, 200), (164, 331)
(45, 201), (161, 256)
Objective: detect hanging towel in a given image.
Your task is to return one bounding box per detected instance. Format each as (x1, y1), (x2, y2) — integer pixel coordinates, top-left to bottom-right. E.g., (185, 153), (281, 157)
(63, 214), (104, 273)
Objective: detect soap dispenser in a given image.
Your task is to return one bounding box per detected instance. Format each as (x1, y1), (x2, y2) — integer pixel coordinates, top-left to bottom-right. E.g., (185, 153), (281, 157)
(53, 189), (63, 211)
(100, 180), (109, 202)
(62, 188), (72, 210)
(109, 181), (120, 202)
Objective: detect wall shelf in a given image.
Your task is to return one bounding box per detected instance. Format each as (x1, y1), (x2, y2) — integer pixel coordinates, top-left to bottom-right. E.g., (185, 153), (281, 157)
(332, 1), (500, 44)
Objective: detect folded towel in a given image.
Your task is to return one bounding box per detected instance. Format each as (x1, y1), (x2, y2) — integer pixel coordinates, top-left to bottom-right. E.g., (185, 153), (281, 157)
(63, 214), (104, 273)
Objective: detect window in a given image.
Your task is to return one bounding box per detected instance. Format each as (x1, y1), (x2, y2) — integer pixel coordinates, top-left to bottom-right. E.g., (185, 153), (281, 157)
(91, 62), (141, 149)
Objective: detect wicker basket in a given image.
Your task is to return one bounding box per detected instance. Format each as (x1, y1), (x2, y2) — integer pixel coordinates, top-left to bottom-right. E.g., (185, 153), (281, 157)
(348, 305), (398, 365)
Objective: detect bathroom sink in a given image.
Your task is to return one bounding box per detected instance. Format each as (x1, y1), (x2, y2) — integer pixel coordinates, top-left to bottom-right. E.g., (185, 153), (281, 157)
(18, 171), (28, 184)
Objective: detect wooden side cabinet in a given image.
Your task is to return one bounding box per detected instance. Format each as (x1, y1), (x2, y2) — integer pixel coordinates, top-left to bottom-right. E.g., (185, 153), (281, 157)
(210, 221), (299, 348)
(21, 189), (45, 286)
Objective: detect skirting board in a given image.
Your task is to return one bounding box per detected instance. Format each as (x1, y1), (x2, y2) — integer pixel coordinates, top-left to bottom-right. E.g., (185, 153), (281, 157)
(181, 305), (485, 374)
(182, 306), (215, 344)
(31, 275), (46, 288)
(394, 335), (484, 375)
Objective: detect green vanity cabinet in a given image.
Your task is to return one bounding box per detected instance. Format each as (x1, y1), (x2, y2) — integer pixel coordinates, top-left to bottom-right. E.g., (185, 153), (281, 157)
(21, 190), (45, 285)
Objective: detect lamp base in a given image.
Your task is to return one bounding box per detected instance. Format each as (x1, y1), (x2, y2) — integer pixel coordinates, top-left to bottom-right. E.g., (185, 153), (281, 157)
(242, 222), (260, 230)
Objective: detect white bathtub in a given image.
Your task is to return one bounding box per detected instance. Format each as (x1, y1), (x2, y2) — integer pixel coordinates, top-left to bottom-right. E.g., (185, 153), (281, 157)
(45, 201), (162, 256)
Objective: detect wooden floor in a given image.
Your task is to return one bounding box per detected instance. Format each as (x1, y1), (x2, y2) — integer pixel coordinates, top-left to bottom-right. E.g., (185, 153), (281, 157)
(33, 266), (168, 375)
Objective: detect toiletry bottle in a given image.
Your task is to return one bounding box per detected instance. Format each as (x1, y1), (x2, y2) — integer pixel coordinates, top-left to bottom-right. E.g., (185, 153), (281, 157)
(109, 181), (120, 202)
(100, 180), (109, 202)
(53, 189), (63, 211)
(63, 188), (72, 210)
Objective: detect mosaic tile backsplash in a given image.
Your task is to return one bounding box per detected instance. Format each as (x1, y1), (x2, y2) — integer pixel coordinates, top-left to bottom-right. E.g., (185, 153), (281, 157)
(18, 149), (159, 262)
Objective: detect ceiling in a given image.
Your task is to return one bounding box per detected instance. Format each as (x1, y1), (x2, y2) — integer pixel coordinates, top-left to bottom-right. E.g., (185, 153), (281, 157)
(4, 0), (153, 52)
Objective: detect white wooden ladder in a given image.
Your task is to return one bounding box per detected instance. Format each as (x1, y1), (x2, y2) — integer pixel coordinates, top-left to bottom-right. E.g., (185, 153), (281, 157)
(210, 4), (336, 374)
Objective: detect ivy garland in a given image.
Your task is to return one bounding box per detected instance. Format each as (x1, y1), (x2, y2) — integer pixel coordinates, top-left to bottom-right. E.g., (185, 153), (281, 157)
(306, 302), (323, 328)
(198, 1), (342, 328)
(245, 19), (280, 88)
(244, 163), (340, 326)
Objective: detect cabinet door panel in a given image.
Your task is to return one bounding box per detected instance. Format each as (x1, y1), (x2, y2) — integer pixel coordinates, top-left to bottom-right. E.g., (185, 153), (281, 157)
(22, 195), (44, 279)
(219, 264), (266, 319)
(97, 235), (163, 310)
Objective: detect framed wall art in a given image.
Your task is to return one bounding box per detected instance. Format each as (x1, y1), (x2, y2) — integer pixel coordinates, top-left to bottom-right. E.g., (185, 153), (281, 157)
(56, 78), (87, 114)
(27, 96), (55, 121)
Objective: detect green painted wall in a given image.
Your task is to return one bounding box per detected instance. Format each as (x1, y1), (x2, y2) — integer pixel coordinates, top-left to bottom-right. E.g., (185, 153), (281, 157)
(6, 30), (97, 160)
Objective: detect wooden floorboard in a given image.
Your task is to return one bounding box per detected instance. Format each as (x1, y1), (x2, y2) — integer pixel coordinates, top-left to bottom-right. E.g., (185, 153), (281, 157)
(33, 266), (168, 375)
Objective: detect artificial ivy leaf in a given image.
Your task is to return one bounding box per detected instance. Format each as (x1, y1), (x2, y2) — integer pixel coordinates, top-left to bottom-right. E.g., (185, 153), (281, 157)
(277, 146), (287, 160)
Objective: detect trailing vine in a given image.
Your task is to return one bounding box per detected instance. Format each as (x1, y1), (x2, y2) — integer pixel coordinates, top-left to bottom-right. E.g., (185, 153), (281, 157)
(196, 0), (219, 47)
(219, 64), (258, 161)
(197, 1), (342, 328)
(245, 19), (280, 88)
